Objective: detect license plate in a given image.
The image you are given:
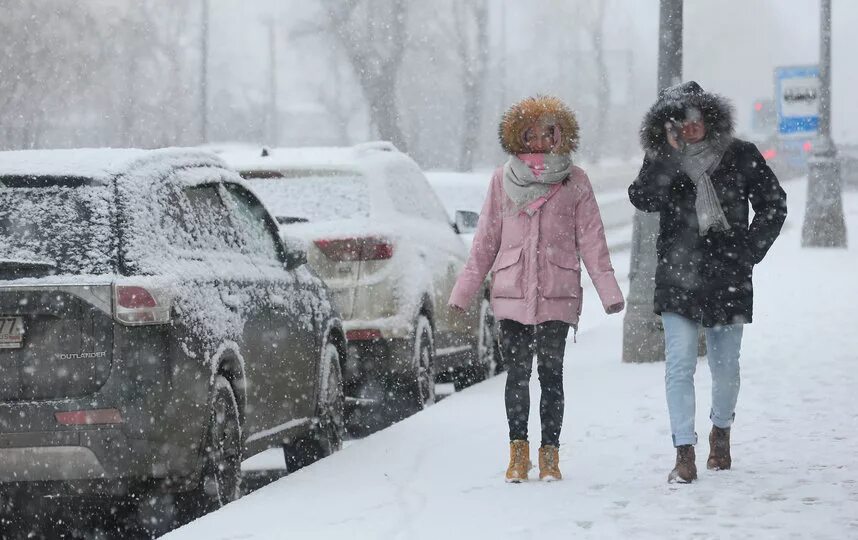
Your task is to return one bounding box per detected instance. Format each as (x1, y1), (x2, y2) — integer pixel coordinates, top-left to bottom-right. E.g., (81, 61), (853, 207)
(0, 317), (24, 349)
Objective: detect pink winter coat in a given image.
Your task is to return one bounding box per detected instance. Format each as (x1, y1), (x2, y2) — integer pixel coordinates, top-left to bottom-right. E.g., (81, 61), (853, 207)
(449, 165), (623, 326)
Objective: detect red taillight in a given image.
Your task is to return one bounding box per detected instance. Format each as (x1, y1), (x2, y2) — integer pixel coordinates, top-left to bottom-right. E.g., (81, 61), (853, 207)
(762, 149), (777, 160)
(346, 329), (383, 341)
(116, 286), (157, 308)
(314, 237), (394, 262)
(55, 408), (124, 425)
(803, 141), (813, 153)
(113, 284), (171, 325)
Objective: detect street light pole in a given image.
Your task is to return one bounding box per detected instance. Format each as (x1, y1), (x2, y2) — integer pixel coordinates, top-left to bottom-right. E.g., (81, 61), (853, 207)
(266, 19), (279, 146)
(622, 0), (683, 363)
(200, 0), (209, 143)
(802, 0), (847, 248)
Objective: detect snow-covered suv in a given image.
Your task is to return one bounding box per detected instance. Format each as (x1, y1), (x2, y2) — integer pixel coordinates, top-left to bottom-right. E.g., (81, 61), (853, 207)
(222, 143), (497, 417)
(0, 149), (346, 533)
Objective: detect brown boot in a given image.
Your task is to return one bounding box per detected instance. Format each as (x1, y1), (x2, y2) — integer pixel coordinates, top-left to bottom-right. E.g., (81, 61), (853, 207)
(707, 426), (732, 470)
(668, 445), (697, 484)
(538, 445), (562, 481)
(505, 440), (531, 483)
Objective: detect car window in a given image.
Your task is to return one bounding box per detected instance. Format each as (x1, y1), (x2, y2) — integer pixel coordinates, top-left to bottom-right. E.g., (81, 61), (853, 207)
(0, 178), (115, 276)
(181, 184), (243, 254)
(222, 183), (282, 263)
(384, 161), (449, 223)
(242, 169), (369, 223)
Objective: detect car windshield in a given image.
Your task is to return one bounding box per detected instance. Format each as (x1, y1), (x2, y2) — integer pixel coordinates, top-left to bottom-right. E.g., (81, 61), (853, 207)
(242, 169), (369, 223)
(0, 177), (115, 276)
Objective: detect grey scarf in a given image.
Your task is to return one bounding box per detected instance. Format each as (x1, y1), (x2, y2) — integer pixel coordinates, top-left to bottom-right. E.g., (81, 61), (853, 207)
(502, 154), (572, 213)
(680, 140), (730, 235)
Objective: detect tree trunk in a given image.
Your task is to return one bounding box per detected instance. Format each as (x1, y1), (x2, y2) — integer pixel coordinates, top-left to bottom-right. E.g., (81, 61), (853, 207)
(457, 0), (489, 172)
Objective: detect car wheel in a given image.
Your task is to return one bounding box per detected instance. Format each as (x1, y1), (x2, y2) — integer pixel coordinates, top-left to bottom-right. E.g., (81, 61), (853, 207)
(316, 342), (346, 454)
(409, 314), (436, 409)
(178, 375), (242, 520)
(454, 299), (496, 391)
(284, 340), (345, 472)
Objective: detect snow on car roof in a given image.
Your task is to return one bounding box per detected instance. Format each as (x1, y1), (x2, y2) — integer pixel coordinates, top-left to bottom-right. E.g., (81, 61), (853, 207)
(0, 147), (226, 184)
(220, 142), (400, 174)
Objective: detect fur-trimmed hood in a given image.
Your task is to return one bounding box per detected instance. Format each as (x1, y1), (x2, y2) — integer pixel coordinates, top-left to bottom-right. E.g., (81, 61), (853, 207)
(499, 95), (579, 155)
(640, 81), (735, 158)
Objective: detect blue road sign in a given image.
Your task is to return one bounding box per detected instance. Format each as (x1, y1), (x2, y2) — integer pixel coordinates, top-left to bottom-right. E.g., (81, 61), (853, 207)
(775, 65), (820, 136)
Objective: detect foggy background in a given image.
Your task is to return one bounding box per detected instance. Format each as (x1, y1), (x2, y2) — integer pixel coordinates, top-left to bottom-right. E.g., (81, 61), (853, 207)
(1, 0), (855, 170)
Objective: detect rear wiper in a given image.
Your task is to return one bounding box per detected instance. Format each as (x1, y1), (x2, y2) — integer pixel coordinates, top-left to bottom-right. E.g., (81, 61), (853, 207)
(0, 259), (58, 275)
(276, 216), (310, 225)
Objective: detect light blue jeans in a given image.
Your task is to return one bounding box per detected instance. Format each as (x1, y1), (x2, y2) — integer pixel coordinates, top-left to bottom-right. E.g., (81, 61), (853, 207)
(662, 312), (744, 447)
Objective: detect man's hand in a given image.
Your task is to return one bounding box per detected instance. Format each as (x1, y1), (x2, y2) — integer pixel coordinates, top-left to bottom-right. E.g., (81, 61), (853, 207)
(605, 301), (625, 314)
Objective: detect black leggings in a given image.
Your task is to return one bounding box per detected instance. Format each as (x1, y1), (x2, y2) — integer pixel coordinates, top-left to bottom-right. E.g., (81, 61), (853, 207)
(500, 319), (570, 447)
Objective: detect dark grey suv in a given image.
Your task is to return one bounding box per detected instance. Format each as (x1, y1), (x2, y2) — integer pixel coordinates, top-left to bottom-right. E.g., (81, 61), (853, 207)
(0, 149), (346, 533)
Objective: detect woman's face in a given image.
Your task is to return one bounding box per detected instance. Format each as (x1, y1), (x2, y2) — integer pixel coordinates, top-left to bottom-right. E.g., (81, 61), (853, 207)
(523, 125), (557, 153)
(679, 119), (707, 144)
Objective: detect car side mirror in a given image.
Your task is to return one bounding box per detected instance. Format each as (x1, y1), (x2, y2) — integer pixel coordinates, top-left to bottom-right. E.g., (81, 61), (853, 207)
(281, 235), (308, 270)
(453, 210), (479, 235)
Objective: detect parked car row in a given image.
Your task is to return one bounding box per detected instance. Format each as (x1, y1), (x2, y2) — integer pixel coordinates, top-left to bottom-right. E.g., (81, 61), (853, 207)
(0, 143), (498, 536)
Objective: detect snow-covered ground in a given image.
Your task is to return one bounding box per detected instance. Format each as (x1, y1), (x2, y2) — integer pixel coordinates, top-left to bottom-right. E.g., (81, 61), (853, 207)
(166, 177), (858, 540)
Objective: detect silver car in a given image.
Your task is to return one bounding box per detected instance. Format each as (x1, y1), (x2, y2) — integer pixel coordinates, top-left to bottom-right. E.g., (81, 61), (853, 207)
(221, 143), (497, 419)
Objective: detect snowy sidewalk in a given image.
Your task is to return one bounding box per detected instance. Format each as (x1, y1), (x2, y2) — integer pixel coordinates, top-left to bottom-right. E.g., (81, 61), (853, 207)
(166, 178), (858, 540)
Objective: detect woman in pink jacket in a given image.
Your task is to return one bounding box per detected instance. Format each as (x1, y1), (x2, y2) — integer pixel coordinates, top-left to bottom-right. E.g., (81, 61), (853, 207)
(449, 95), (625, 483)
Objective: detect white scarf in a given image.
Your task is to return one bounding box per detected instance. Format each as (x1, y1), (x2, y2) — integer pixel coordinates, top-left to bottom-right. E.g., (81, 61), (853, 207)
(680, 141), (730, 236)
(502, 154), (572, 212)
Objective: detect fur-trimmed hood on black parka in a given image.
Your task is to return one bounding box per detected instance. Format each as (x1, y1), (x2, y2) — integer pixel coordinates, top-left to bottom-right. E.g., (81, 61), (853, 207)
(498, 95), (579, 155)
(639, 81), (735, 158)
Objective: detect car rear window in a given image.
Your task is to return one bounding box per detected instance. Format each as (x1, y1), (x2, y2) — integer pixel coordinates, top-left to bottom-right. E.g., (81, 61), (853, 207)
(242, 169), (369, 223)
(0, 177), (115, 276)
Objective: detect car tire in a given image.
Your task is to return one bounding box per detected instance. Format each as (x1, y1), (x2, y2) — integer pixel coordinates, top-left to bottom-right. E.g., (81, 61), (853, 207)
(402, 314), (436, 411)
(453, 299), (497, 391)
(177, 375), (242, 521)
(284, 340), (345, 472)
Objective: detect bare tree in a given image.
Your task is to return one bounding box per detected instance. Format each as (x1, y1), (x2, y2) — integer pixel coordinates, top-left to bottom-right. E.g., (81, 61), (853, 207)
(0, 3), (101, 149)
(105, 1), (198, 148)
(323, 0), (410, 152)
(453, 0), (489, 171)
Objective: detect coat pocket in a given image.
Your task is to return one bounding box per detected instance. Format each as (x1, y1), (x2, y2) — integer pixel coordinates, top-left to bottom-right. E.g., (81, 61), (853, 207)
(491, 246), (525, 299)
(543, 250), (581, 298)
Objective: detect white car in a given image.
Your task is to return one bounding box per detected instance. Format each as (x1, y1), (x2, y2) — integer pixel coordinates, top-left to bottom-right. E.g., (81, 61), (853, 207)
(221, 143), (497, 417)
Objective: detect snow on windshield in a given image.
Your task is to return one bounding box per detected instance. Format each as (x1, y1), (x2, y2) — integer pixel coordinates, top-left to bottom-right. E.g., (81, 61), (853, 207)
(244, 171), (369, 222)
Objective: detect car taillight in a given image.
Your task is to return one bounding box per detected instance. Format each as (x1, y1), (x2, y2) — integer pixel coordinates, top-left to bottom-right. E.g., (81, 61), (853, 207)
(346, 329), (383, 341)
(113, 284), (172, 325)
(314, 237), (394, 262)
(803, 141), (813, 153)
(762, 148), (777, 160)
(55, 408), (124, 425)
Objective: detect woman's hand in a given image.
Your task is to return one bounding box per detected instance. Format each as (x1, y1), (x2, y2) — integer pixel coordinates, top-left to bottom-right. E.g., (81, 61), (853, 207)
(605, 301), (625, 314)
(664, 122), (681, 150)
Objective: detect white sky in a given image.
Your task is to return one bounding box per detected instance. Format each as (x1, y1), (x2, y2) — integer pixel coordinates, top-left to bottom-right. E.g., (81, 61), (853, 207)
(207, 0), (858, 144)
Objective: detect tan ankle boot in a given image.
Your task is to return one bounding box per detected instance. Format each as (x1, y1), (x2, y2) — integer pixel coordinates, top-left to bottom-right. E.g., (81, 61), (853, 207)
(538, 445), (562, 481)
(505, 440), (531, 483)
(707, 426), (732, 470)
(668, 444), (698, 484)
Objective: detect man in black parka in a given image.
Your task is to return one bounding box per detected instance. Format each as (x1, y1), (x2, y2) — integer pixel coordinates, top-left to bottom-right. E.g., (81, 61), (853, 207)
(628, 81), (787, 484)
